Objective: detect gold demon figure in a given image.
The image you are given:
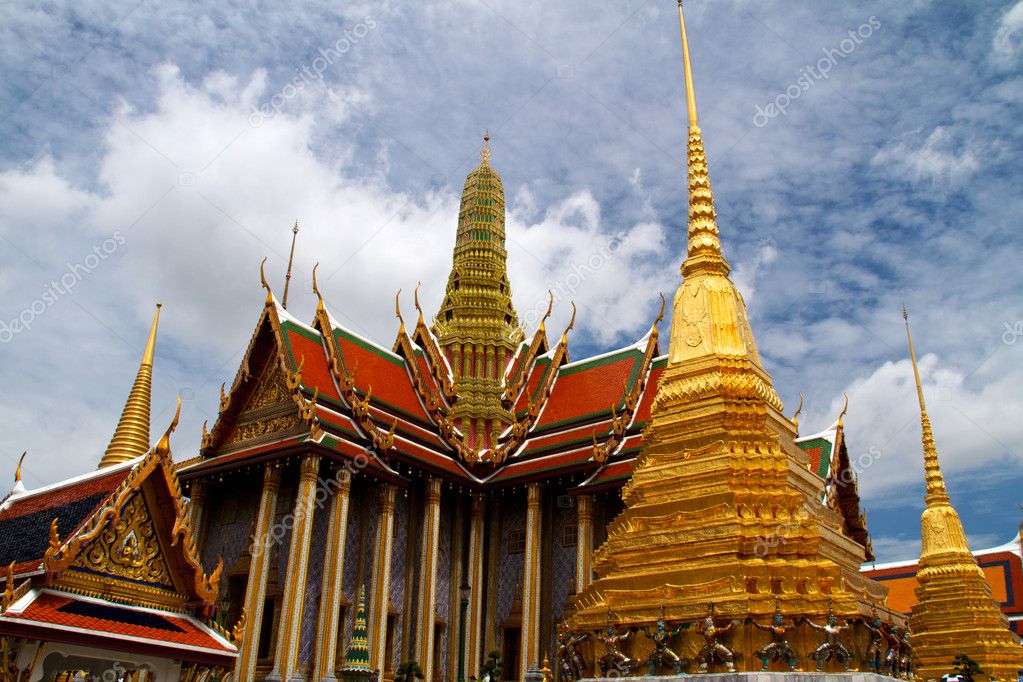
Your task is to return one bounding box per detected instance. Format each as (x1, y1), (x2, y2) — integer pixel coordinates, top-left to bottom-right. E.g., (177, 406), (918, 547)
(639, 605), (687, 675)
(863, 607), (886, 673)
(694, 603), (736, 674)
(595, 610), (633, 677)
(555, 621), (589, 681)
(805, 601), (853, 672)
(750, 604), (800, 672)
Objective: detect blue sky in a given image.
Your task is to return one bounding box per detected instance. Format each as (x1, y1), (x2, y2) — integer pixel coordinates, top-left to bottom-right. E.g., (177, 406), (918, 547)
(1, 1), (1021, 563)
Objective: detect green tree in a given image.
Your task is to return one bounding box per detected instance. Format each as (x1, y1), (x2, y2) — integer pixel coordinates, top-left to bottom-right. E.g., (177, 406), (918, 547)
(952, 654), (984, 681)
(475, 651), (503, 682)
(395, 660), (425, 682)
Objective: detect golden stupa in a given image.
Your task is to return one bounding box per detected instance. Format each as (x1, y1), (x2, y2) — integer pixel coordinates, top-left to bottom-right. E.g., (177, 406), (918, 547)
(904, 311), (1023, 680)
(566, 0), (888, 665)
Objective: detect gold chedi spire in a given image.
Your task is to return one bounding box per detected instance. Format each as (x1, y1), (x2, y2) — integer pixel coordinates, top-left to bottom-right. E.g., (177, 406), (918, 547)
(433, 132), (524, 452)
(98, 303), (161, 469)
(567, 3), (884, 659)
(903, 309), (1022, 681)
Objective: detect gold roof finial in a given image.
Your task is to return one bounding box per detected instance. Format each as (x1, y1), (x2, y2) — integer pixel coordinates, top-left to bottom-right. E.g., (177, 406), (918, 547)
(395, 288), (405, 335)
(837, 392), (849, 428)
(539, 291), (554, 333)
(903, 307), (949, 504)
(481, 130), (491, 165)
(282, 220), (299, 309)
(560, 301), (577, 345)
(312, 262), (324, 313)
(260, 257), (272, 303)
(99, 303), (161, 469)
(155, 394), (182, 459)
(676, 0), (728, 278)
(414, 282), (424, 325)
(11, 451), (27, 495)
(791, 392), (804, 430)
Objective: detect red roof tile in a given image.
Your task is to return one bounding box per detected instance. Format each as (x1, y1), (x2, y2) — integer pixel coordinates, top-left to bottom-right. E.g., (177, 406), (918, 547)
(534, 351), (642, 430)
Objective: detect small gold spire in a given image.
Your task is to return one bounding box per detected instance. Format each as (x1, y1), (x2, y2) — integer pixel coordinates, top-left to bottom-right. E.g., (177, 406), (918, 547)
(481, 130), (491, 165)
(560, 301), (577, 345)
(99, 303), (161, 469)
(539, 291), (554, 333)
(903, 308), (949, 504)
(282, 220), (300, 309)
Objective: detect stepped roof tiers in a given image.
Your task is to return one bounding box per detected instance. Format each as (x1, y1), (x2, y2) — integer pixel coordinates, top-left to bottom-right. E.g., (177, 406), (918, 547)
(901, 312), (1023, 680)
(565, 0), (889, 661)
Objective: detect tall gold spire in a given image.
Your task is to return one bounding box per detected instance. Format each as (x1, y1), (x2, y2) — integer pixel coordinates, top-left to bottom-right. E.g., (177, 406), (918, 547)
(677, 1), (727, 278)
(567, 4), (882, 650)
(98, 303), (160, 469)
(903, 308), (949, 504)
(904, 308), (1022, 680)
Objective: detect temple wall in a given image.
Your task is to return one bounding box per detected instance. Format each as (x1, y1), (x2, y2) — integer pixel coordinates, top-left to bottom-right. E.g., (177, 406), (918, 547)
(548, 500), (575, 658)
(496, 496), (526, 628)
(199, 476), (259, 574)
(436, 499), (453, 679)
(343, 482), (378, 651)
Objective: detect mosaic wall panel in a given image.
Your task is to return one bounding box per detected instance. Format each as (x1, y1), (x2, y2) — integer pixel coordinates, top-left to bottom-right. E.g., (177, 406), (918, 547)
(548, 502), (576, 662)
(496, 497), (526, 628)
(299, 484), (332, 664)
(389, 491), (410, 670)
(344, 480), (378, 651)
(406, 493), (424, 662)
(200, 482), (259, 575)
(436, 501), (453, 680)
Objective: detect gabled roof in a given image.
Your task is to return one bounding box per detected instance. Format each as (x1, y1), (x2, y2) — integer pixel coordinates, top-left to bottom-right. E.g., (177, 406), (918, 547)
(0, 589), (235, 666)
(0, 412), (237, 665)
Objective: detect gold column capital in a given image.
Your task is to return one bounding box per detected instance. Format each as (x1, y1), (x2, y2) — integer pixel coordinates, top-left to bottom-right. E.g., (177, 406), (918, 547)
(527, 481), (542, 505)
(299, 453), (321, 479)
(425, 477), (442, 504)
(263, 463), (282, 491)
(576, 494), (593, 520)
(379, 483), (397, 514)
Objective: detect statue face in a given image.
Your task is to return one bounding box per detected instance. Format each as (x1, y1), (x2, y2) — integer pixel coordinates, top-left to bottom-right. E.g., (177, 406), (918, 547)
(828, 615), (838, 626)
(657, 620), (666, 631)
(704, 616), (714, 628)
(773, 614), (784, 626)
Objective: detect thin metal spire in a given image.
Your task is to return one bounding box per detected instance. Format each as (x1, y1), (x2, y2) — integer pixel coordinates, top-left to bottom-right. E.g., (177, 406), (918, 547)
(282, 220), (299, 309)
(677, 1), (699, 126)
(903, 307), (949, 504)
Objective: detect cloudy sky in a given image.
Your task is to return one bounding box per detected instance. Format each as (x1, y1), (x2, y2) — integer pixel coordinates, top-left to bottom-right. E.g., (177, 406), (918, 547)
(1, 1), (1021, 563)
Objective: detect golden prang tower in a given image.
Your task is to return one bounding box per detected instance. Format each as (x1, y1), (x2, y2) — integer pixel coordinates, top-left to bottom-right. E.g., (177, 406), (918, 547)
(433, 134), (525, 450)
(903, 311), (1023, 680)
(567, 0), (885, 647)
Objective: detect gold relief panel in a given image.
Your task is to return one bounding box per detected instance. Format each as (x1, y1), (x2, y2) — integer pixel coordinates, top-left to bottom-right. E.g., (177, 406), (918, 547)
(61, 493), (186, 611)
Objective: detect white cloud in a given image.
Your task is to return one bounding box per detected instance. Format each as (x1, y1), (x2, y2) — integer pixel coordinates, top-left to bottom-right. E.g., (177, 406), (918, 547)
(872, 126), (981, 188)
(993, 0), (1023, 67)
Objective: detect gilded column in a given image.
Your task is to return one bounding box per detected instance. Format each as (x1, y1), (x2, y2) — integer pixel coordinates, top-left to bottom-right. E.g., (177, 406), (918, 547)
(466, 495), (486, 679)
(520, 483), (542, 679)
(369, 484), (397, 672)
(416, 478), (443, 682)
(313, 468), (353, 682)
(187, 478), (208, 550)
(574, 495), (593, 593)
(483, 498), (501, 655)
(269, 454), (322, 682)
(236, 465), (281, 682)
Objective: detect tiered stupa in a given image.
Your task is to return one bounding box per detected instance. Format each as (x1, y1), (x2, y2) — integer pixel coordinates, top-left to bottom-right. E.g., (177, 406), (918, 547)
(903, 311), (1023, 680)
(566, 0), (887, 659)
(433, 133), (525, 450)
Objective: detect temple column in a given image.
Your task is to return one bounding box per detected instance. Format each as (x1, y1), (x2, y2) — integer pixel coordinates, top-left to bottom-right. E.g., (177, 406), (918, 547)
(187, 479), (208, 550)
(416, 478), (443, 682)
(520, 483), (542, 679)
(269, 453), (322, 682)
(466, 494), (486, 679)
(313, 468), (353, 682)
(575, 495), (593, 593)
(236, 465), (281, 682)
(369, 483), (397, 672)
